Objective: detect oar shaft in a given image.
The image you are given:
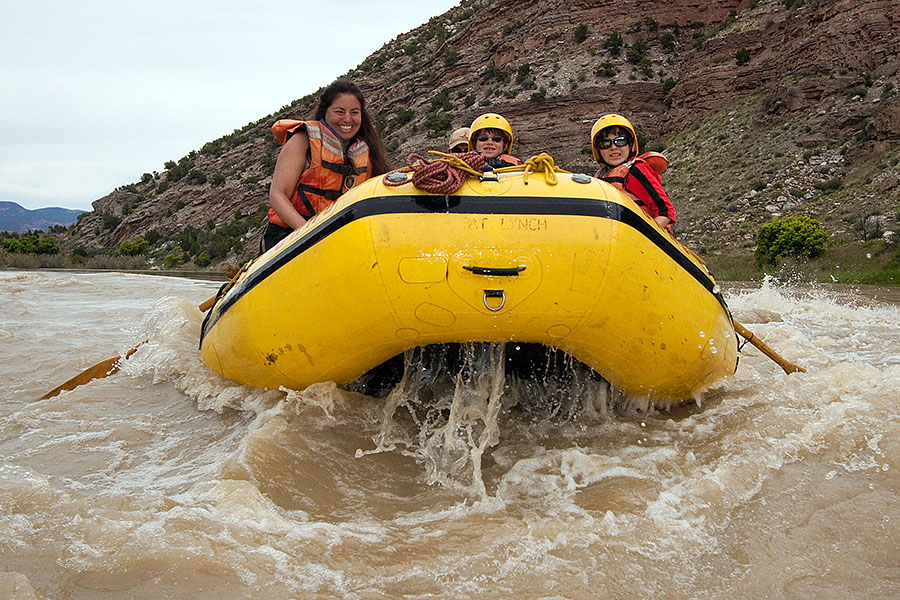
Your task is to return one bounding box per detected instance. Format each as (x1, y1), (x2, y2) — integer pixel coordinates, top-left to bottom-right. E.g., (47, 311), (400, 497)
(734, 321), (806, 375)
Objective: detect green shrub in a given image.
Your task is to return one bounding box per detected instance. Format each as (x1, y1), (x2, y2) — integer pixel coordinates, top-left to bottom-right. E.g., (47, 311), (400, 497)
(755, 215), (827, 265)
(574, 24), (588, 44)
(516, 63), (531, 83)
(430, 89), (452, 112)
(660, 32), (676, 53)
(392, 108), (414, 127)
(164, 156), (195, 183)
(186, 169), (207, 185)
(424, 112), (452, 137)
(163, 252), (182, 269)
(693, 31), (708, 49)
(502, 19), (525, 36)
(1, 233), (60, 255)
(200, 140), (224, 157)
(603, 32), (623, 56)
(626, 39), (648, 64)
(814, 177), (843, 193)
(102, 215), (121, 230)
(119, 237), (149, 256)
(595, 61), (617, 78)
(145, 229), (162, 245)
(736, 48), (750, 66)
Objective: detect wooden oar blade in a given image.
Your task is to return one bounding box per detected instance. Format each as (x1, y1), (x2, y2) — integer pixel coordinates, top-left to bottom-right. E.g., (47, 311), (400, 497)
(37, 339), (148, 401)
(39, 355), (123, 400)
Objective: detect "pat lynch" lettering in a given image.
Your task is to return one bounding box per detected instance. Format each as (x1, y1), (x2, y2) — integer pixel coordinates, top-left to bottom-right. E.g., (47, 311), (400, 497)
(464, 216), (549, 231)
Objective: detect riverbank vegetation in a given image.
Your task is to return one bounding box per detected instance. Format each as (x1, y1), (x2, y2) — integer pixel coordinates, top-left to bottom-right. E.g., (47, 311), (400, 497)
(3, 213), (898, 285)
(0, 205), (268, 272)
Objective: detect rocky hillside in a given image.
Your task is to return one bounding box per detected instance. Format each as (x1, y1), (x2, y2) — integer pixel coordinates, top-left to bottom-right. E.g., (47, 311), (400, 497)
(67, 0), (900, 268)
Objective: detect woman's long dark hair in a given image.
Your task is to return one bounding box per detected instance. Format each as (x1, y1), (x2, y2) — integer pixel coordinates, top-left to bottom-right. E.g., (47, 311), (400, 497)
(314, 80), (391, 176)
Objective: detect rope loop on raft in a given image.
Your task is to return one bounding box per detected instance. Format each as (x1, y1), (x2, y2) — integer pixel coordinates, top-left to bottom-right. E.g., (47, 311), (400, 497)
(382, 151), (487, 195)
(486, 152), (569, 185)
(520, 152), (566, 186)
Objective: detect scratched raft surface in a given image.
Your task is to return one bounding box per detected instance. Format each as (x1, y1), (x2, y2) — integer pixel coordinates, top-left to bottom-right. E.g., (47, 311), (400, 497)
(200, 168), (738, 402)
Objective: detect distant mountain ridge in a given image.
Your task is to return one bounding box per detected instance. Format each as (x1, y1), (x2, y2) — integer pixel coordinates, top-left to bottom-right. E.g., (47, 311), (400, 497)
(0, 201), (85, 233)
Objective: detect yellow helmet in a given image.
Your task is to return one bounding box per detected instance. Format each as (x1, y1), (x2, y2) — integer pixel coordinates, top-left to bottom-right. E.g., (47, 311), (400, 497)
(468, 113), (514, 154)
(590, 113), (638, 164)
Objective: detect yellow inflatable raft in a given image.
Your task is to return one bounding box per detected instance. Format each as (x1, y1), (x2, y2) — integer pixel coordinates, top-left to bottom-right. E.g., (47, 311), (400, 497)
(200, 161), (738, 402)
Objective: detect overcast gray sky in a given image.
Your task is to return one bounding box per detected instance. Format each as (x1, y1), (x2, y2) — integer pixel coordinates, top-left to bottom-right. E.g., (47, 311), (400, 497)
(0, 0), (459, 211)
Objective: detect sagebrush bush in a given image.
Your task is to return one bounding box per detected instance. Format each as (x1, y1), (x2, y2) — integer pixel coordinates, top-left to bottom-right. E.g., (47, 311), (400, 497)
(755, 215), (827, 265)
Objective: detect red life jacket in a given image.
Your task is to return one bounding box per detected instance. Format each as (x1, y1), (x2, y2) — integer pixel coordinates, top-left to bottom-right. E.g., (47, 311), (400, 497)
(267, 119), (370, 227)
(598, 152), (670, 221)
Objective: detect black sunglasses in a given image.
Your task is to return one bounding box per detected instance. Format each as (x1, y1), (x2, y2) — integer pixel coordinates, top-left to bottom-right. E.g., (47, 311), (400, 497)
(477, 135), (505, 143)
(596, 136), (631, 150)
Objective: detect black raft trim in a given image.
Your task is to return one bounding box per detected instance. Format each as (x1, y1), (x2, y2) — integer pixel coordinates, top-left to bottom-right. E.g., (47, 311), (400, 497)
(200, 194), (726, 342)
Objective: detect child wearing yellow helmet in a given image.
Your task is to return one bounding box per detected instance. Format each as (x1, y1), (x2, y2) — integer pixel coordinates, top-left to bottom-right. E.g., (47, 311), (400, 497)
(468, 113), (522, 169)
(591, 113), (675, 231)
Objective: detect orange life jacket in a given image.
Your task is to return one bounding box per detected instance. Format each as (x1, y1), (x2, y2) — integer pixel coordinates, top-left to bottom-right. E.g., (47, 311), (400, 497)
(600, 152), (668, 221)
(267, 119), (370, 227)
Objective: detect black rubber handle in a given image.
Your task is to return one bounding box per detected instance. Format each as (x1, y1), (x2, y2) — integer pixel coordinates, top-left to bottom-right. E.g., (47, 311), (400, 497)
(463, 265), (526, 277)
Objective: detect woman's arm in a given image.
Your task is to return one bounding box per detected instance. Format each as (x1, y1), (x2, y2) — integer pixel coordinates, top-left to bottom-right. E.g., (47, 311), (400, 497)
(268, 132), (310, 230)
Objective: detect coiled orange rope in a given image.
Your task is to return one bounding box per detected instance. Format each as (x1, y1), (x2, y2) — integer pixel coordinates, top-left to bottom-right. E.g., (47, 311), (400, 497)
(383, 151), (487, 194)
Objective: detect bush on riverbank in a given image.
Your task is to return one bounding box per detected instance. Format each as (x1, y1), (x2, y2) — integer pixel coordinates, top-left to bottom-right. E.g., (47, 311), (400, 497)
(706, 238), (900, 285)
(755, 216), (827, 266)
(0, 232), (60, 255)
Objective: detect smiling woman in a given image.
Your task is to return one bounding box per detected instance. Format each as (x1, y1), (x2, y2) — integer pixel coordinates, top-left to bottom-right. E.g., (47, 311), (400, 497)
(262, 80), (391, 252)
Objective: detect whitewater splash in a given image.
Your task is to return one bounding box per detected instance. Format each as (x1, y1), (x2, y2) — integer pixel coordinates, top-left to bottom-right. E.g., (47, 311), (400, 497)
(122, 292), (648, 498)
